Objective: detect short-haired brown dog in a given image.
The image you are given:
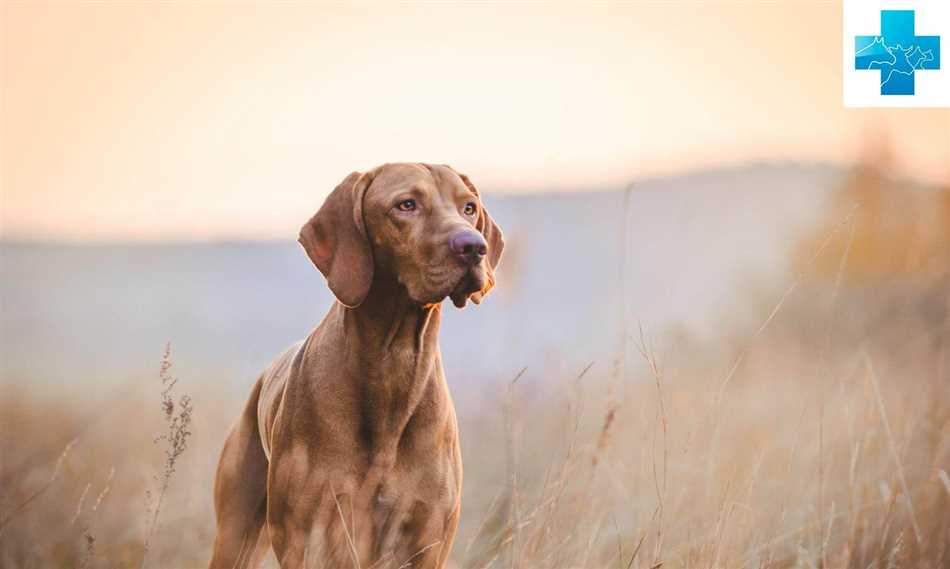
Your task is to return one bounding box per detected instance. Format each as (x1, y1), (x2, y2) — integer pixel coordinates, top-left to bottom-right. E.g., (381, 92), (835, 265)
(209, 163), (504, 569)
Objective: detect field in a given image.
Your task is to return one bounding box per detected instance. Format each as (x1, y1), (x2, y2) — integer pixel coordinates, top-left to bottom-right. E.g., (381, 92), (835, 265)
(2, 273), (948, 568)
(1, 168), (949, 568)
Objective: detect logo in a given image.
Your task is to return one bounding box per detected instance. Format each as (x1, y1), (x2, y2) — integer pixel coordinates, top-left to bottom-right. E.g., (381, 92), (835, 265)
(843, 1), (949, 107)
(855, 11), (939, 95)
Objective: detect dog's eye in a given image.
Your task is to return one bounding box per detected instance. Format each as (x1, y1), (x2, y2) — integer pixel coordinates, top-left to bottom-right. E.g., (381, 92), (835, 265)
(463, 202), (477, 216)
(397, 199), (417, 212)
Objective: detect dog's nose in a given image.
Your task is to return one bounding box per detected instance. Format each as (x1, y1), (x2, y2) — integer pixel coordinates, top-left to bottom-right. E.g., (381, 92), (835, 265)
(450, 231), (487, 265)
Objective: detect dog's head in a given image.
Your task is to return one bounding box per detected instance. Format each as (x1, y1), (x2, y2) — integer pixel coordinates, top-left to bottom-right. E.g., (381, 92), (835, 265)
(299, 163), (505, 309)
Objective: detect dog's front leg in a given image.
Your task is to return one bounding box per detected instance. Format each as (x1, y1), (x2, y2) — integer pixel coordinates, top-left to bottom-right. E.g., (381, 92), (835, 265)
(267, 465), (366, 569)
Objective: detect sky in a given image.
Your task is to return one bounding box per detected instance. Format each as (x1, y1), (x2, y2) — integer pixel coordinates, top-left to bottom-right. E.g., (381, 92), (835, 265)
(2, 2), (949, 242)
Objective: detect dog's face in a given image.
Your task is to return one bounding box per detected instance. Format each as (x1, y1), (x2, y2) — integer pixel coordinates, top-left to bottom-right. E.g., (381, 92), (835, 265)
(362, 164), (500, 307)
(299, 163), (504, 309)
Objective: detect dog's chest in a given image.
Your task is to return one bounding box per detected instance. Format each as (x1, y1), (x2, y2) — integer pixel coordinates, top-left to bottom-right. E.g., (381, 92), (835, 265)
(366, 454), (461, 544)
(373, 454), (459, 505)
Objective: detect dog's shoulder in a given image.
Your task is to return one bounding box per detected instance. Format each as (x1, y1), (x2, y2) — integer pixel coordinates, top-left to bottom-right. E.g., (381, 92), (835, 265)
(256, 339), (306, 457)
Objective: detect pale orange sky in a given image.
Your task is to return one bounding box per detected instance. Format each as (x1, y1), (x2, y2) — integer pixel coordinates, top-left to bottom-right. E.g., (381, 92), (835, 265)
(2, 2), (948, 241)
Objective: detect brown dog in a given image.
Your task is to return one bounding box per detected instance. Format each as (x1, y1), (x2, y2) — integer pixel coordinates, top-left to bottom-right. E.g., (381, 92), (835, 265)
(208, 164), (504, 569)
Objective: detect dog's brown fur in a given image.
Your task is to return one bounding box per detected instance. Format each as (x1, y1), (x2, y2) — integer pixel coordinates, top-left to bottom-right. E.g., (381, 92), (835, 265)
(208, 163), (504, 569)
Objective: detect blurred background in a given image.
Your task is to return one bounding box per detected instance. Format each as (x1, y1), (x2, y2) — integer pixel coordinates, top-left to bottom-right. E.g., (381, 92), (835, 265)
(1, 3), (948, 568)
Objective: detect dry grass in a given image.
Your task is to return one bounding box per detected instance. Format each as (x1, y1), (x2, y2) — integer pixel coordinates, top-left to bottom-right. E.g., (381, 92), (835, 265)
(3, 276), (945, 568)
(454, 275), (949, 569)
(1, 228), (948, 567)
(0, 345), (205, 568)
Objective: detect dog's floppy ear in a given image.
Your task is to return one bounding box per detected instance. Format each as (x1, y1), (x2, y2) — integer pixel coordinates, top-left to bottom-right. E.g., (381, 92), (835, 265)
(298, 171), (375, 308)
(454, 169), (505, 304)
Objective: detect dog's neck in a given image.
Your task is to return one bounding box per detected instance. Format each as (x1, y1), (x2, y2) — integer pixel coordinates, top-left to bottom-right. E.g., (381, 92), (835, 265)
(341, 279), (442, 357)
(330, 279), (447, 457)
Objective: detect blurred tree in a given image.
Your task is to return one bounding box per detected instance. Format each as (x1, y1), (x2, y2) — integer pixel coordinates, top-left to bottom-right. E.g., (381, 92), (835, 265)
(796, 138), (949, 283)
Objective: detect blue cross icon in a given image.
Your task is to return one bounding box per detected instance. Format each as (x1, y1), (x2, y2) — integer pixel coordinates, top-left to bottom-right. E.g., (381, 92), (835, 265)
(855, 10), (940, 95)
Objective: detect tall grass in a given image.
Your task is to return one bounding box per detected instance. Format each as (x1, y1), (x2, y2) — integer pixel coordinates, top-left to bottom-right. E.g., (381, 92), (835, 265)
(0, 215), (947, 567)
(0, 345), (196, 568)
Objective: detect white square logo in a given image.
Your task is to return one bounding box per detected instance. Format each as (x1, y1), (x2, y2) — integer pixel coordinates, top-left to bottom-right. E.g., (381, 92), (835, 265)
(843, 0), (950, 107)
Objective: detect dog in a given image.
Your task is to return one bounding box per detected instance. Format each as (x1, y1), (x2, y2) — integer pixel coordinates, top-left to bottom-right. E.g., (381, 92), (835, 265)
(208, 163), (504, 569)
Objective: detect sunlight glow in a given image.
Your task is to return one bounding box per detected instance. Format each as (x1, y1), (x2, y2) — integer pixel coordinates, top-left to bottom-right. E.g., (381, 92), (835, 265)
(3, 3), (948, 241)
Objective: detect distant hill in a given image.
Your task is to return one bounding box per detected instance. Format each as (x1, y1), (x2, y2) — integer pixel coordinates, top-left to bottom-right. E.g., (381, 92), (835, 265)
(1, 163), (842, 395)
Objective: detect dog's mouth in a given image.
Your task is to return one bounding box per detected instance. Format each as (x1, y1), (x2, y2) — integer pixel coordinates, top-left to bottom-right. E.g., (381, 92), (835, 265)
(448, 268), (487, 308)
